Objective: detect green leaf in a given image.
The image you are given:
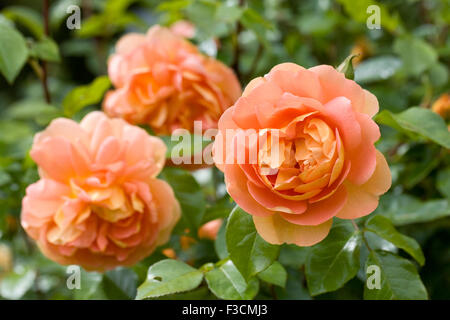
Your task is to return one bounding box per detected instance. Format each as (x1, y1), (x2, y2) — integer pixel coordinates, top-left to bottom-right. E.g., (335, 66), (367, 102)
(364, 251), (428, 300)
(214, 217), (228, 260)
(0, 25), (28, 83)
(257, 261), (287, 288)
(393, 36), (437, 77)
(305, 220), (362, 296)
(205, 260), (259, 300)
(279, 244), (310, 269)
(103, 268), (138, 300)
(226, 206), (280, 280)
(63, 76), (111, 117)
(354, 56), (402, 84)
(336, 54), (358, 80)
(365, 215), (425, 266)
(2, 6), (44, 39)
(378, 193), (450, 226)
(29, 37), (60, 62)
(375, 107), (450, 149)
(0, 267), (36, 299)
(161, 167), (206, 233)
(136, 259), (203, 299)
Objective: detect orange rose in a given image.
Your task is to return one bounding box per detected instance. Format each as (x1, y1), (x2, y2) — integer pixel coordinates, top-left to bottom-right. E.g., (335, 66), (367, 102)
(214, 63), (391, 246)
(103, 25), (241, 134)
(431, 93), (450, 121)
(21, 112), (180, 271)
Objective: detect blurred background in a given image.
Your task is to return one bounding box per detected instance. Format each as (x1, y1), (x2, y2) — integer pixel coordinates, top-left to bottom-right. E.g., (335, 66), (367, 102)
(0, 0), (449, 300)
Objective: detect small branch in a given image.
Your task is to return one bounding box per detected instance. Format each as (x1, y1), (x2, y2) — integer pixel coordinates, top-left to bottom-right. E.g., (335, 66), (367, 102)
(41, 0), (51, 103)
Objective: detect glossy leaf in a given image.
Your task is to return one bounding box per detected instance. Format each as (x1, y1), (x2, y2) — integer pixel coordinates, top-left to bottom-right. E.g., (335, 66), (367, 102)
(0, 25), (28, 83)
(364, 251), (428, 300)
(205, 260), (259, 300)
(136, 259), (203, 300)
(305, 220), (362, 296)
(257, 261), (287, 288)
(365, 215), (425, 266)
(375, 107), (450, 149)
(226, 206), (279, 280)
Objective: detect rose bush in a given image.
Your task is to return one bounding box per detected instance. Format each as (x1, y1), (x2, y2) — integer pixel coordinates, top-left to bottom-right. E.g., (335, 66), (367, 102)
(21, 112), (180, 271)
(103, 25), (241, 134)
(214, 63), (392, 246)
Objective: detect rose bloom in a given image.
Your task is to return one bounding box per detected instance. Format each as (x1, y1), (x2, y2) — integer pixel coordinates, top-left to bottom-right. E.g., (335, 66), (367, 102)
(431, 93), (450, 121)
(21, 112), (180, 271)
(214, 63), (391, 246)
(103, 25), (241, 135)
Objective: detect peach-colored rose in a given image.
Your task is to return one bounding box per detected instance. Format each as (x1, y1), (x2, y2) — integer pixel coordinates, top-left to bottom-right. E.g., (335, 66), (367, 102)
(103, 25), (241, 135)
(21, 112), (180, 271)
(214, 63), (391, 246)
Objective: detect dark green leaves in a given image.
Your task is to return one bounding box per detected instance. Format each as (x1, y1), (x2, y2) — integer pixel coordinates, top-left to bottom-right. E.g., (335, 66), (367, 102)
(136, 259), (203, 299)
(305, 220), (362, 296)
(257, 262), (287, 288)
(0, 25), (28, 83)
(205, 260), (259, 300)
(364, 251), (428, 300)
(226, 206), (279, 280)
(161, 167), (206, 233)
(63, 76), (111, 117)
(365, 215), (424, 265)
(376, 107), (450, 149)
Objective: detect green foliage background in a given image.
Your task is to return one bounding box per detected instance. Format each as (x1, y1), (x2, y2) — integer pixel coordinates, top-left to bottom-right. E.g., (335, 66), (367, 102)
(0, 0), (449, 300)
